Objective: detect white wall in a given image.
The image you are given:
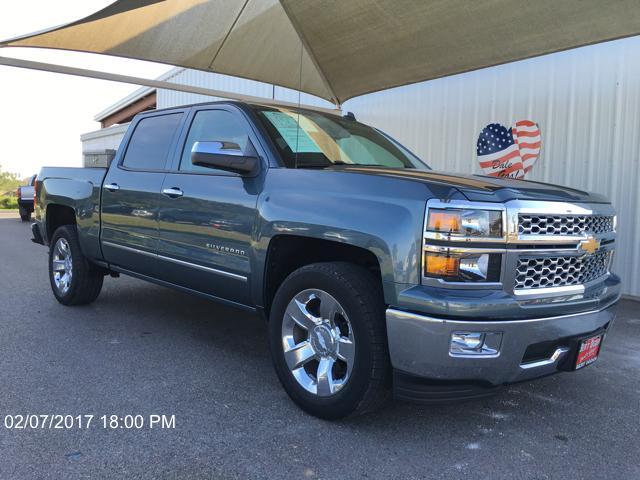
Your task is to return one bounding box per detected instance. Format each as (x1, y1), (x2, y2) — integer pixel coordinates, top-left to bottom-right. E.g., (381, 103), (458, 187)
(80, 123), (128, 153)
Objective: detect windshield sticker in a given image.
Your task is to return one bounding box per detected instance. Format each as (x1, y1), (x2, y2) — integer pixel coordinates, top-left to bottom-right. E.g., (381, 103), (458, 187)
(263, 111), (322, 153)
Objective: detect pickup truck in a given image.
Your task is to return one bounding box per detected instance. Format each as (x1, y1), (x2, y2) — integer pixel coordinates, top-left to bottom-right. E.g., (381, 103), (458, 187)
(32, 101), (620, 419)
(17, 174), (36, 221)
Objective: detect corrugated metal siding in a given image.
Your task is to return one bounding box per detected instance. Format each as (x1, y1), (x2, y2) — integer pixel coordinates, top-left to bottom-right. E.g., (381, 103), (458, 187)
(142, 37), (640, 296)
(156, 69), (333, 109)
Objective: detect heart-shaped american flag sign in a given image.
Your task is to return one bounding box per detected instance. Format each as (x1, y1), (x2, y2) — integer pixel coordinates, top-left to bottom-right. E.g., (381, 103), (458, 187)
(476, 120), (541, 178)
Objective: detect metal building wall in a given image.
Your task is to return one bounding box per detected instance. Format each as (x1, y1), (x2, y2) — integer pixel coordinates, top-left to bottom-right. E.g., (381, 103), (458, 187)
(156, 68), (333, 110)
(152, 37), (640, 297)
(80, 123), (129, 166)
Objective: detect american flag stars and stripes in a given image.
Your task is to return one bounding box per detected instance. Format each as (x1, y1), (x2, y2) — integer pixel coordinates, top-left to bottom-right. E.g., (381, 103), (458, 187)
(476, 120), (541, 178)
(513, 120), (541, 175)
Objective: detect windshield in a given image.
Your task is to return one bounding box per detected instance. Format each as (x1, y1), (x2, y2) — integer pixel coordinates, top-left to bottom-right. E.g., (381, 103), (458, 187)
(253, 106), (429, 170)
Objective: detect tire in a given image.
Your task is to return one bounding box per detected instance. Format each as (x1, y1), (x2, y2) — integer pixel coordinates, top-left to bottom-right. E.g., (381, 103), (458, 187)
(19, 207), (30, 222)
(269, 262), (391, 419)
(48, 225), (104, 306)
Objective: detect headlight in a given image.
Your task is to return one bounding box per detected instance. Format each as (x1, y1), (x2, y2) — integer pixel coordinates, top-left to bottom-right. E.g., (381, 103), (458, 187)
(426, 208), (503, 238)
(423, 203), (505, 284)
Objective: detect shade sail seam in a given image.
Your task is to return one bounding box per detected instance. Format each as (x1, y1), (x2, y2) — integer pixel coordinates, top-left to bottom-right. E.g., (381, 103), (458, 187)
(207, 0), (251, 70)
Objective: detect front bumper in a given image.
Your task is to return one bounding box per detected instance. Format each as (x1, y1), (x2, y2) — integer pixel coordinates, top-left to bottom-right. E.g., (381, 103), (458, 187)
(31, 222), (44, 245)
(386, 299), (618, 389)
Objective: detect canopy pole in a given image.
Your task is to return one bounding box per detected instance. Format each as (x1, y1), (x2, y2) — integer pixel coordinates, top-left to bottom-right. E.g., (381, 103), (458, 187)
(0, 55), (342, 115)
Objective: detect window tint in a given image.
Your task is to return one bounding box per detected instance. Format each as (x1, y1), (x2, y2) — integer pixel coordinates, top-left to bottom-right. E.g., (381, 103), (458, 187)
(180, 110), (250, 172)
(122, 113), (182, 170)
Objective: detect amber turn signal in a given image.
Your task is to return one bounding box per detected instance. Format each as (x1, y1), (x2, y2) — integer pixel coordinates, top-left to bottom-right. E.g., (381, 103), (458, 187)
(425, 253), (460, 278)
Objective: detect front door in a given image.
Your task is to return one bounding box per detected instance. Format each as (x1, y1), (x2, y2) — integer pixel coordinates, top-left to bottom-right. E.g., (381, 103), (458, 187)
(101, 111), (184, 277)
(155, 107), (263, 305)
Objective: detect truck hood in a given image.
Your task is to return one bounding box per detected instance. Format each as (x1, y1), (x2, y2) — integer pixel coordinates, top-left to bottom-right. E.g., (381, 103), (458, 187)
(339, 167), (609, 204)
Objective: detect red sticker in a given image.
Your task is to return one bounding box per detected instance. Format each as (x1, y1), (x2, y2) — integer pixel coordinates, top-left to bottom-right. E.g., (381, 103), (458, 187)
(575, 335), (602, 369)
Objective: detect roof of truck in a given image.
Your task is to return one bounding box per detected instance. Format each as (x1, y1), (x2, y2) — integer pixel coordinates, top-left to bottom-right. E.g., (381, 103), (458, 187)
(138, 99), (341, 117)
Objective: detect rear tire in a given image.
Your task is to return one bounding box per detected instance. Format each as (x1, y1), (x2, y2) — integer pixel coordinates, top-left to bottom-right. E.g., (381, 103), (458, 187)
(48, 225), (104, 306)
(269, 262), (391, 419)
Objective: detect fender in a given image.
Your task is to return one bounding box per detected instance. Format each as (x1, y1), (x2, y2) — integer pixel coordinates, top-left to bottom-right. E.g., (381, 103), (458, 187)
(251, 168), (465, 307)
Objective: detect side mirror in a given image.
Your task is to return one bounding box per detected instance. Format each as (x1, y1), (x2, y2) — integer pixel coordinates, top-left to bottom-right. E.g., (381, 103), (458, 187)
(191, 141), (260, 175)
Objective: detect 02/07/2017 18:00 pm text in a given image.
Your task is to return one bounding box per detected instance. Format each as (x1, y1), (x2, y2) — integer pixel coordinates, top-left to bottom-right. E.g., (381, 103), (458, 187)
(2, 414), (176, 430)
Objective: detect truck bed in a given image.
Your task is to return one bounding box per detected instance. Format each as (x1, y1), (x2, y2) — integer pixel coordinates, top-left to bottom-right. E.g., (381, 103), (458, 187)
(39, 166), (107, 186)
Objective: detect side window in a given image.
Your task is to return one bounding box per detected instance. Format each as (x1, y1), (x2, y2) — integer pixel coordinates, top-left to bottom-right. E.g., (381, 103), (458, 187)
(122, 113), (183, 170)
(180, 110), (250, 173)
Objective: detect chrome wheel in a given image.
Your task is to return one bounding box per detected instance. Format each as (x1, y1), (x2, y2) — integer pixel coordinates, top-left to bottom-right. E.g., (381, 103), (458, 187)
(52, 238), (73, 295)
(281, 289), (355, 396)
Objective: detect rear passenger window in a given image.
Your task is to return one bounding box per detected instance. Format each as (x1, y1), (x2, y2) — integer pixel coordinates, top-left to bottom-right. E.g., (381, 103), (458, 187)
(122, 113), (183, 170)
(180, 110), (250, 172)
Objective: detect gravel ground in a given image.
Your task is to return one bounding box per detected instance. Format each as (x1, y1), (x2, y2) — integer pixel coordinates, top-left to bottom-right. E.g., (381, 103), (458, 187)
(0, 212), (638, 479)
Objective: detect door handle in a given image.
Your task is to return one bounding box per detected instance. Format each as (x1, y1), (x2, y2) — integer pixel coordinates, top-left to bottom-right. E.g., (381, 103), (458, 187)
(162, 187), (184, 198)
(104, 183), (120, 192)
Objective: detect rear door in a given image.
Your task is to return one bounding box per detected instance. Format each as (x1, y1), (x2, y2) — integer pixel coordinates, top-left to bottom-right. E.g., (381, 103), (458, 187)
(101, 110), (185, 276)
(155, 106), (264, 305)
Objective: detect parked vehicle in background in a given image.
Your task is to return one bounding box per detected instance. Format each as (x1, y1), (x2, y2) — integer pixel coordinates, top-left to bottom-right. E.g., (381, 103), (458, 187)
(31, 101), (620, 419)
(17, 175), (36, 221)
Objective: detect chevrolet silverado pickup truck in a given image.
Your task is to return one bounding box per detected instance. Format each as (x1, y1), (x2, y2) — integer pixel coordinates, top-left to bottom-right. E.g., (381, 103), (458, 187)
(32, 101), (620, 419)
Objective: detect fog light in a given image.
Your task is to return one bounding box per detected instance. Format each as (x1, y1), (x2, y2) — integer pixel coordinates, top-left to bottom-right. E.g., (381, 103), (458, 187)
(450, 332), (502, 357)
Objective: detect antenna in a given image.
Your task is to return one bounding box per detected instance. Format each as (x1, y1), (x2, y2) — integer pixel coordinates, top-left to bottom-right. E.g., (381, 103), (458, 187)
(294, 37), (304, 170)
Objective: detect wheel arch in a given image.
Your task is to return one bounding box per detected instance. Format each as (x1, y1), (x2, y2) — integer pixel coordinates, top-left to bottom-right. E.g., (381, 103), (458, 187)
(262, 235), (385, 317)
(45, 204), (77, 242)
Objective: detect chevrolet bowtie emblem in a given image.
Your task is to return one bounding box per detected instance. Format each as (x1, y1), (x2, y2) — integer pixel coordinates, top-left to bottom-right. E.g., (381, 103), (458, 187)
(579, 236), (600, 255)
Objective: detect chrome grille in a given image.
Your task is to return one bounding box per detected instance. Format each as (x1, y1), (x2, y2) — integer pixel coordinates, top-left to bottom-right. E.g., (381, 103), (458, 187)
(515, 250), (612, 290)
(518, 215), (614, 236)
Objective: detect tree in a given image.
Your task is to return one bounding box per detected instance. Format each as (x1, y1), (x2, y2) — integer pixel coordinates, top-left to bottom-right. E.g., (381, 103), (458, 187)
(0, 164), (21, 194)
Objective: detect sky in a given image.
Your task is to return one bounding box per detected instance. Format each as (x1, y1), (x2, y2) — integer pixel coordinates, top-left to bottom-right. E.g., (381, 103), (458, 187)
(0, 1), (170, 178)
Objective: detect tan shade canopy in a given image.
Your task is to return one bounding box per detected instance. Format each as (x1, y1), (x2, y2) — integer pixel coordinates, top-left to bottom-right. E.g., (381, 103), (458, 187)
(2, 0), (640, 105)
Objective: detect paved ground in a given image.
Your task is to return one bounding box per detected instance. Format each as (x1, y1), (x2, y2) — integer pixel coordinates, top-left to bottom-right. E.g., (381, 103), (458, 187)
(0, 211), (638, 479)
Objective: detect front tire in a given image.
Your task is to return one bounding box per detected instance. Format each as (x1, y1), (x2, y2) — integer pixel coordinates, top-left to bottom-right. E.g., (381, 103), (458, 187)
(48, 225), (104, 306)
(19, 206), (30, 222)
(269, 262), (391, 419)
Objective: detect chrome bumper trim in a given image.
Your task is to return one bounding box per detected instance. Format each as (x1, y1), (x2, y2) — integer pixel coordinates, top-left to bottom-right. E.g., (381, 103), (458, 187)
(520, 347), (569, 370)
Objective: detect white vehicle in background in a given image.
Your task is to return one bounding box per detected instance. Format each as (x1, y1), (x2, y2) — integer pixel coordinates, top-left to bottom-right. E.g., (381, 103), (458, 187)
(16, 175), (36, 222)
